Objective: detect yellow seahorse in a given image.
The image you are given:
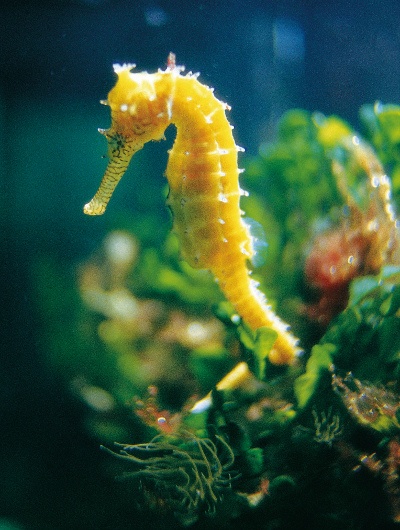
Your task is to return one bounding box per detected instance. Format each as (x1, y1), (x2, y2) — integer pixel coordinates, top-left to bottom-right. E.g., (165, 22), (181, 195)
(84, 54), (300, 365)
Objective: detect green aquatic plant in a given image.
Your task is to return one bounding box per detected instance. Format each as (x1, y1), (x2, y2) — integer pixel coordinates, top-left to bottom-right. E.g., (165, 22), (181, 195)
(333, 371), (400, 434)
(35, 94), (400, 527)
(102, 433), (235, 524)
(312, 407), (343, 446)
(295, 266), (400, 411)
(85, 100), (400, 525)
(360, 102), (400, 204)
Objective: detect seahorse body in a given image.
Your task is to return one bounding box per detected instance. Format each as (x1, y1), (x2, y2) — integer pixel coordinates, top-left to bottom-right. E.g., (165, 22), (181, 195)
(84, 59), (300, 365)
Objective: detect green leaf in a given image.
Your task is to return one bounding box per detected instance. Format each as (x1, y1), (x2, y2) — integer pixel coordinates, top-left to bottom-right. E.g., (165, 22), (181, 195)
(348, 275), (380, 307)
(253, 327), (279, 380)
(322, 267), (400, 380)
(294, 343), (336, 409)
(241, 447), (264, 476)
(313, 113), (352, 149)
(375, 102), (400, 161)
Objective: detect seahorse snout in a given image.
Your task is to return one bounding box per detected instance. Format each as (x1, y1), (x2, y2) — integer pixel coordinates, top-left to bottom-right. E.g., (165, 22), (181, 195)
(83, 197), (107, 215)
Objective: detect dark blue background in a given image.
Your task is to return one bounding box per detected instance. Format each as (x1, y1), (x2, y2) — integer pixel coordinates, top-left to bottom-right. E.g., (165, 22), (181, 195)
(2, 1), (400, 527)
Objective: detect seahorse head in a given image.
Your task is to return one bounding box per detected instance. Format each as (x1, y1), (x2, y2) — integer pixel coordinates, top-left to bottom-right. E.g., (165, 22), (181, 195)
(106, 63), (173, 143)
(84, 64), (174, 215)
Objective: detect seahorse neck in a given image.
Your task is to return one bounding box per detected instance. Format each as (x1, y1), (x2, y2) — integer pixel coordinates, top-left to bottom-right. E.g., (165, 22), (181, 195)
(168, 75), (227, 147)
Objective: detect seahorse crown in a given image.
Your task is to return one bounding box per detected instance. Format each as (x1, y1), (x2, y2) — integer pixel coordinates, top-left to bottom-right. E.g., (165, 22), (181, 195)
(105, 63), (174, 142)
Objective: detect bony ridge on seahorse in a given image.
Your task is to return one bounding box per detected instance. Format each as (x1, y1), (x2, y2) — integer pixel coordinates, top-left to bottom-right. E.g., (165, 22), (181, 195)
(84, 53), (301, 365)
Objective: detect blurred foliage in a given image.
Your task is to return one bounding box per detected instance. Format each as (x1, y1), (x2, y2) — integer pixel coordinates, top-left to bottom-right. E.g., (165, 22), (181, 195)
(36, 102), (400, 528)
(360, 102), (400, 206)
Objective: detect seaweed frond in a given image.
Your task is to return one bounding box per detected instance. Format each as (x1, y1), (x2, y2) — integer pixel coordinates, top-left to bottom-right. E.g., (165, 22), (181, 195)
(312, 407), (343, 446)
(102, 432), (235, 523)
